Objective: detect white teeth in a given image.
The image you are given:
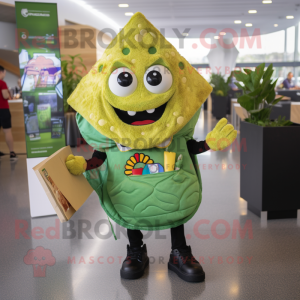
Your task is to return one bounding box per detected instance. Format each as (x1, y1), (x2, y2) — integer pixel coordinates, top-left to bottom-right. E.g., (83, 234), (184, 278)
(128, 109), (155, 115)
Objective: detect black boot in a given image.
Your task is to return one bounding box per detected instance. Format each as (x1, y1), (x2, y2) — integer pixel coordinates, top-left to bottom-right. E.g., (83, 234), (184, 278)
(120, 244), (149, 279)
(168, 246), (205, 282)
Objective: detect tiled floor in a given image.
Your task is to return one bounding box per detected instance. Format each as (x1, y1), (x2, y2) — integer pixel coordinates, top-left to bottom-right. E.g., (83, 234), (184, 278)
(1, 111), (300, 300)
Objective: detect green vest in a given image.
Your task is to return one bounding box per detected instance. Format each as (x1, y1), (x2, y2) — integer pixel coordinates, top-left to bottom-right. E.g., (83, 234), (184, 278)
(77, 110), (202, 231)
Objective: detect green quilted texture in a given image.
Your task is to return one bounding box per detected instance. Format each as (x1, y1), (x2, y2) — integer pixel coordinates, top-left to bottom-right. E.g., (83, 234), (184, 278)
(76, 110), (203, 231)
(83, 161), (108, 194)
(107, 169), (199, 228)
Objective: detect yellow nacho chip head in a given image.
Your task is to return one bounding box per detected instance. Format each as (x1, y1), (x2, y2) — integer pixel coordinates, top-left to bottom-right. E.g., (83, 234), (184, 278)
(67, 12), (212, 149)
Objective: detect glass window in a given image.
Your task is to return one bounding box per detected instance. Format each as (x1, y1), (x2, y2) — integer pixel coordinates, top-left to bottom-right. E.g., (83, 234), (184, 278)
(167, 38), (210, 64)
(286, 26), (295, 61)
(295, 67), (300, 86)
(236, 30), (285, 63)
(298, 22), (300, 61)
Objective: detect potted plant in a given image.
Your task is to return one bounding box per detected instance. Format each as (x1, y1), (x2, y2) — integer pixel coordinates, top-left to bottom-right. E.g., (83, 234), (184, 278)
(234, 63), (300, 220)
(61, 54), (87, 147)
(210, 73), (231, 119)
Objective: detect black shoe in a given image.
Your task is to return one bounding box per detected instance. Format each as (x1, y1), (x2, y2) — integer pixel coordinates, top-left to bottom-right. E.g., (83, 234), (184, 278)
(168, 246), (205, 282)
(120, 244), (149, 280)
(10, 152), (18, 161)
(0, 151), (4, 159)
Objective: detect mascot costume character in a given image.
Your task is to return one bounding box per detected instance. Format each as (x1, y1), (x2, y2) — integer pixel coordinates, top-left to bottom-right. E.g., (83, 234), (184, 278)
(66, 12), (237, 282)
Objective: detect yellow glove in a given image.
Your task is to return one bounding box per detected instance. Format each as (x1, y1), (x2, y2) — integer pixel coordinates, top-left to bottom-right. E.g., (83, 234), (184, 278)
(65, 154), (87, 176)
(206, 118), (237, 151)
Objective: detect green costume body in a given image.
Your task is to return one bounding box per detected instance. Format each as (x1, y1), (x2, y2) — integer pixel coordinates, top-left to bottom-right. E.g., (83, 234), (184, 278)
(77, 110), (202, 231)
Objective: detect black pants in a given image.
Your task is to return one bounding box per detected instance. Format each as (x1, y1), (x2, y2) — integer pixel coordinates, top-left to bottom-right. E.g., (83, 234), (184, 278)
(0, 109), (12, 129)
(127, 224), (187, 250)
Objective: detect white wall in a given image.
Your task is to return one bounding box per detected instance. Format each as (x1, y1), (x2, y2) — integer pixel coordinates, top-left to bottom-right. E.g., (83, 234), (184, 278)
(0, 21), (17, 51)
(3, 71), (19, 90)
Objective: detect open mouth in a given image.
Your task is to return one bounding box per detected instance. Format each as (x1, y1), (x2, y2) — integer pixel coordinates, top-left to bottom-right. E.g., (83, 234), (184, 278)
(112, 102), (167, 126)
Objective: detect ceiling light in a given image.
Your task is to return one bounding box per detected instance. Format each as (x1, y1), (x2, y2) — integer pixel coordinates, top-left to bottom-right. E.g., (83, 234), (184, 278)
(214, 36), (220, 39)
(182, 33), (189, 36)
(125, 12), (134, 16)
(220, 32), (226, 36)
(70, 0), (120, 30)
(286, 16), (294, 19)
(234, 20), (242, 24)
(262, 0), (272, 3)
(118, 4), (129, 7)
(245, 23), (253, 27)
(274, 24), (278, 27)
(248, 10), (257, 14)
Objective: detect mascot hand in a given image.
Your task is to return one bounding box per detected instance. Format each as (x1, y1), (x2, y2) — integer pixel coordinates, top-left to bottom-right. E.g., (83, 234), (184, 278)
(206, 118), (237, 151)
(65, 154), (87, 176)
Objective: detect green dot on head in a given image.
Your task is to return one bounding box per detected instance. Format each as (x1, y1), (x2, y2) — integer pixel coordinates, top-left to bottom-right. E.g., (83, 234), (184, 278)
(179, 62), (184, 70)
(122, 48), (130, 55)
(99, 65), (103, 72)
(148, 47), (157, 54)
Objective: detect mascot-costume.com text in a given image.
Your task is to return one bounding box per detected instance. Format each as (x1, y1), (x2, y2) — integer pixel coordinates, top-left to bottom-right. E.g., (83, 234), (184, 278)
(66, 12), (237, 282)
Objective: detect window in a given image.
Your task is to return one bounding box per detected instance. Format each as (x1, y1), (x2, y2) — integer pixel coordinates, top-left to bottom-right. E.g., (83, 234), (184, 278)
(286, 26), (295, 61)
(298, 22), (300, 61)
(236, 30), (285, 63)
(167, 38), (210, 64)
(295, 67), (300, 86)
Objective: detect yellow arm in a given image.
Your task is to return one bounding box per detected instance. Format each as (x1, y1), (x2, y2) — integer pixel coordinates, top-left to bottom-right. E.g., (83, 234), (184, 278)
(206, 118), (237, 151)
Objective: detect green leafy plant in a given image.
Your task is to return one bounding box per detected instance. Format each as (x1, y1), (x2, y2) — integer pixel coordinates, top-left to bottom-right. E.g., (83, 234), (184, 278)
(233, 63), (292, 127)
(246, 116), (292, 127)
(61, 54), (87, 112)
(234, 91), (243, 98)
(210, 73), (231, 97)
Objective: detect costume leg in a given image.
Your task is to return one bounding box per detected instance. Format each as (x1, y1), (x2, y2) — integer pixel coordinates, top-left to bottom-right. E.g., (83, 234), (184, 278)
(121, 229), (148, 279)
(170, 224), (187, 250)
(127, 229), (143, 248)
(169, 224), (205, 282)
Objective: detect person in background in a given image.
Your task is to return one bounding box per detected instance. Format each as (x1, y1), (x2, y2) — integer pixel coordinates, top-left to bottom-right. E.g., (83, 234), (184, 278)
(0, 66), (18, 161)
(282, 72), (300, 90)
(228, 74), (238, 91)
(15, 78), (22, 99)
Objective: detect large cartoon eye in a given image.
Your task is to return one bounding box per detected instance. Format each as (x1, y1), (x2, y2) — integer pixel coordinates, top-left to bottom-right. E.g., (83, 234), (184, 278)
(144, 65), (173, 94)
(108, 67), (137, 97)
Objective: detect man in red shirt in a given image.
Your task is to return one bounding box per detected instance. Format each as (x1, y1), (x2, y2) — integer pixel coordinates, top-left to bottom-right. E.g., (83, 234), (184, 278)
(0, 66), (17, 160)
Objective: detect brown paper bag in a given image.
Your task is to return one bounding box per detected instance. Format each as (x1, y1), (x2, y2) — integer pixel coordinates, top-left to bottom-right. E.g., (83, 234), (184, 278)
(33, 146), (93, 222)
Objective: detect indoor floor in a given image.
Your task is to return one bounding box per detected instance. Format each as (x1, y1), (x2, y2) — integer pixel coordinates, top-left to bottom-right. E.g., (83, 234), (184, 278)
(1, 111), (300, 300)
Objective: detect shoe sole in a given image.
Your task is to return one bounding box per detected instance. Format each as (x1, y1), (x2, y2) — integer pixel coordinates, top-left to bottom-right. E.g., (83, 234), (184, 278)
(168, 262), (205, 283)
(120, 258), (149, 280)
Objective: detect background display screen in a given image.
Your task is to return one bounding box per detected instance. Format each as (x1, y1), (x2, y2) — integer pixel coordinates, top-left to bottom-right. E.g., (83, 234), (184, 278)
(15, 2), (66, 158)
